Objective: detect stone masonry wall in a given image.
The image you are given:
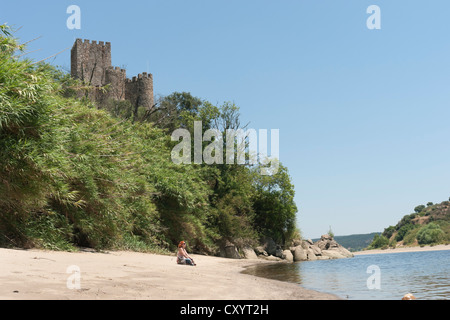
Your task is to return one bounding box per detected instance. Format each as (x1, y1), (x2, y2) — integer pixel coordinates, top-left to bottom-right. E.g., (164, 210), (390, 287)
(105, 66), (127, 101)
(70, 38), (153, 111)
(125, 72), (154, 112)
(71, 39), (111, 87)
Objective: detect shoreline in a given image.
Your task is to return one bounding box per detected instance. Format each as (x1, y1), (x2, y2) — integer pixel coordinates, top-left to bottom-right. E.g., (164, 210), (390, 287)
(0, 248), (340, 300)
(353, 244), (450, 256)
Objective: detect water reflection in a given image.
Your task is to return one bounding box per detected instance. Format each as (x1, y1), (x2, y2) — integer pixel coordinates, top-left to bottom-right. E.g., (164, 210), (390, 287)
(243, 263), (303, 284)
(242, 250), (450, 300)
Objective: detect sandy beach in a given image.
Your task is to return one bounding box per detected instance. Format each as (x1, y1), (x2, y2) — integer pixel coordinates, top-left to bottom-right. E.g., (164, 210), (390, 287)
(353, 244), (450, 256)
(0, 248), (339, 300)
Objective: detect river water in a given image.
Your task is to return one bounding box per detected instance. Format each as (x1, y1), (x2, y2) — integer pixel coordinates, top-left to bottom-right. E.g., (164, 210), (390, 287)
(242, 250), (450, 300)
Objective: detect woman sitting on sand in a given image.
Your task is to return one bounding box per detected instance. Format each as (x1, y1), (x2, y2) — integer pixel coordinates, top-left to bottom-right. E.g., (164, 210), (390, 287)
(177, 241), (196, 266)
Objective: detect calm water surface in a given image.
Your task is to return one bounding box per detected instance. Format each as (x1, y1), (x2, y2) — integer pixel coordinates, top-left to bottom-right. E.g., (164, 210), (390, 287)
(242, 250), (450, 300)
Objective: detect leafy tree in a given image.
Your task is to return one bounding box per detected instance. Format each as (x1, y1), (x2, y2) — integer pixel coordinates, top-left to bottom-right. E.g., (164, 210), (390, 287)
(395, 223), (415, 242)
(148, 92), (216, 132)
(417, 223), (444, 245)
(252, 163), (298, 245)
(382, 225), (396, 239)
(368, 234), (389, 249)
(414, 205), (426, 213)
(395, 213), (417, 231)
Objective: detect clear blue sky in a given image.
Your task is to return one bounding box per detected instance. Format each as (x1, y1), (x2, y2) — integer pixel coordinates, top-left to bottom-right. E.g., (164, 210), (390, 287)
(2, 1), (450, 239)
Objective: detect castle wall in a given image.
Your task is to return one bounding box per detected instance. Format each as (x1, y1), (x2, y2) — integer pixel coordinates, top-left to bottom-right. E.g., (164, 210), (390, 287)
(71, 39), (153, 112)
(71, 39), (112, 86)
(105, 67), (127, 101)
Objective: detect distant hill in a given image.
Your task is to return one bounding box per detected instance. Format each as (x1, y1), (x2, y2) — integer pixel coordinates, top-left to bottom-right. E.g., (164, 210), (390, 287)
(366, 200), (450, 250)
(311, 232), (379, 252)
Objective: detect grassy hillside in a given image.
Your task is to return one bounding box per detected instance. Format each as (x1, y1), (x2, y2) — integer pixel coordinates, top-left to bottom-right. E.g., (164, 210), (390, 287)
(0, 25), (298, 254)
(367, 200), (450, 250)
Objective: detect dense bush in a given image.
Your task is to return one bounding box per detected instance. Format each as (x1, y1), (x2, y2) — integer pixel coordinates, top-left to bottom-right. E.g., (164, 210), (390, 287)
(414, 205), (425, 213)
(417, 223), (444, 245)
(395, 223), (415, 242)
(396, 213), (417, 231)
(402, 227), (420, 245)
(382, 225), (396, 239)
(368, 234), (389, 249)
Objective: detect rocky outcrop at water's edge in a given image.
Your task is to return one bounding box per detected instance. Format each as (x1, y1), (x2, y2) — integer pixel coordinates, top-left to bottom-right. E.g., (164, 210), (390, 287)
(220, 235), (354, 262)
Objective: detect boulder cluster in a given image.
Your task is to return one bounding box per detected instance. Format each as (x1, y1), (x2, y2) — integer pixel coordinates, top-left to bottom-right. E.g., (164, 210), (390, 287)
(221, 234), (354, 262)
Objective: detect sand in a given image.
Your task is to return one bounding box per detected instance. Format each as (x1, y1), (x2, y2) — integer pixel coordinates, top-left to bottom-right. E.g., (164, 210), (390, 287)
(353, 244), (450, 256)
(0, 248), (339, 300)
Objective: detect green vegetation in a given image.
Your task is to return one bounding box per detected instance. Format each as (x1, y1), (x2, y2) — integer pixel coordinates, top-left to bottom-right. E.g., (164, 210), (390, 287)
(0, 26), (298, 254)
(417, 223), (444, 245)
(395, 223), (416, 242)
(327, 226), (334, 238)
(366, 234), (389, 250)
(414, 205), (426, 213)
(367, 199), (450, 250)
(402, 228), (419, 246)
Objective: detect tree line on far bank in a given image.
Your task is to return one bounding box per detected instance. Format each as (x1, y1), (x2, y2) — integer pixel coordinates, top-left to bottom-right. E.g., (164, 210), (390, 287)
(0, 26), (298, 254)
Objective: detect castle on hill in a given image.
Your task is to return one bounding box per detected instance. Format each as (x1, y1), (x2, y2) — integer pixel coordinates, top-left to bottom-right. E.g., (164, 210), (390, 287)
(70, 39), (154, 111)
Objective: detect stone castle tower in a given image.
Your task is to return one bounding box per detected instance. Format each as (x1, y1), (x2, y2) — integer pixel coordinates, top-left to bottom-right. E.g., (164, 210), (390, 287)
(71, 39), (154, 111)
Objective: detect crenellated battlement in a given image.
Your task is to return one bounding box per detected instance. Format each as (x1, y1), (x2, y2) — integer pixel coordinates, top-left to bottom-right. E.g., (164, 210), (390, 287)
(71, 38), (154, 111)
(107, 66), (127, 74)
(126, 72), (153, 83)
(74, 38), (111, 48)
